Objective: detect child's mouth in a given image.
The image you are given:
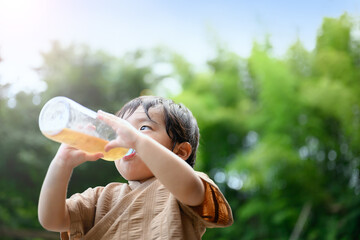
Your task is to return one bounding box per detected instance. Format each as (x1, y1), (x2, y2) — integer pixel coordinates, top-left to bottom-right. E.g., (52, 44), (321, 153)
(123, 148), (136, 160)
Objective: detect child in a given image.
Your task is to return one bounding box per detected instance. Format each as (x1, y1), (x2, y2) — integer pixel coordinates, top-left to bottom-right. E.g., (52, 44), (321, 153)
(38, 96), (233, 239)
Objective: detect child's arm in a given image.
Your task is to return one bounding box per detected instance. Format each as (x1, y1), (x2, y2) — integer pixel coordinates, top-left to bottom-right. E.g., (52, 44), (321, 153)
(97, 111), (205, 206)
(38, 144), (103, 232)
(134, 133), (205, 206)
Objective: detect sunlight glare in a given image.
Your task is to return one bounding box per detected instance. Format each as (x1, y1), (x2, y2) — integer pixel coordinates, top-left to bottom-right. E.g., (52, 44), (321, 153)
(0, 0), (35, 17)
(0, 0), (47, 94)
(0, 0), (44, 30)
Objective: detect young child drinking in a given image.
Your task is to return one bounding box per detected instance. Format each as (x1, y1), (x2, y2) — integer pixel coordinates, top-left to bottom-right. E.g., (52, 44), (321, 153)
(38, 96), (233, 239)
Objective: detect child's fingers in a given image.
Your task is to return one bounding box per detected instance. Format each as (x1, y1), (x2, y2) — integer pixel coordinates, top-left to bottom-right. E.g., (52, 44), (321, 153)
(86, 152), (104, 161)
(97, 110), (118, 121)
(76, 123), (96, 130)
(98, 110), (135, 133)
(85, 123), (96, 131)
(97, 110), (120, 128)
(104, 140), (120, 152)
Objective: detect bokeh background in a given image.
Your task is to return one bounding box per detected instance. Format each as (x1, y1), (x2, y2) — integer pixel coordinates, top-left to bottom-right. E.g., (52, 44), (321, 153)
(1, 1), (360, 239)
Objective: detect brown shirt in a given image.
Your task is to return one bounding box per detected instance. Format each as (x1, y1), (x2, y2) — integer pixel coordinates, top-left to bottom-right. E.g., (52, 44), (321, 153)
(61, 172), (233, 240)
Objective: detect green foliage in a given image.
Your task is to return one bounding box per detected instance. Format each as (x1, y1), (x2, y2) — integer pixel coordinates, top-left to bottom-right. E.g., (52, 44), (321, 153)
(1, 13), (360, 239)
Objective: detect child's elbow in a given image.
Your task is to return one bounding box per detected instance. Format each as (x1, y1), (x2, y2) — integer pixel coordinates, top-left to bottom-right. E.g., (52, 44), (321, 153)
(182, 177), (206, 206)
(38, 216), (55, 232)
(38, 212), (69, 232)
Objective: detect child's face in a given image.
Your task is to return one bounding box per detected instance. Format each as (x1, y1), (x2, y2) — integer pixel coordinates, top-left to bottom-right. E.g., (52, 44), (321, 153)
(114, 105), (173, 182)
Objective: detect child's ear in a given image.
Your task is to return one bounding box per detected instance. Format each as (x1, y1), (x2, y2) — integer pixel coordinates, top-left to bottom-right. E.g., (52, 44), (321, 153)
(173, 142), (192, 161)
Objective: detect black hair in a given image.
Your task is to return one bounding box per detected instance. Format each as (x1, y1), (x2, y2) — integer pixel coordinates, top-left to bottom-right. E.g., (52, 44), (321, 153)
(116, 96), (199, 168)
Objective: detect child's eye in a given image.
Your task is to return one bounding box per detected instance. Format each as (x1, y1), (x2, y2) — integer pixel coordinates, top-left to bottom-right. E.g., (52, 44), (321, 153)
(140, 125), (151, 131)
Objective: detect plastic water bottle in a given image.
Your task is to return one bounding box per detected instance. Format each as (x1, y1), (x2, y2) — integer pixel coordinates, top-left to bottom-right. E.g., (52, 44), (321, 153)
(39, 96), (128, 161)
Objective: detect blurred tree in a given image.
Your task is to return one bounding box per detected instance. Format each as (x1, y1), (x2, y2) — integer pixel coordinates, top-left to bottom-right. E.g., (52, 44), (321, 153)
(0, 92), (56, 239)
(241, 14), (357, 239)
(177, 13), (360, 240)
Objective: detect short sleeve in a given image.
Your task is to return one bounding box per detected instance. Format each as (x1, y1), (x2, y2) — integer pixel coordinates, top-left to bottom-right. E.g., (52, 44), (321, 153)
(179, 172), (233, 228)
(60, 187), (103, 240)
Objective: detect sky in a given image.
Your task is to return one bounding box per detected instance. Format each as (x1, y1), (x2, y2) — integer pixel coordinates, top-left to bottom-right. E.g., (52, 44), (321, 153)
(0, 0), (359, 96)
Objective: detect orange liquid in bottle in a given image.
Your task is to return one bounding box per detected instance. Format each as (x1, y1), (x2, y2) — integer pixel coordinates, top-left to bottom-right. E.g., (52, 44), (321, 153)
(44, 128), (128, 161)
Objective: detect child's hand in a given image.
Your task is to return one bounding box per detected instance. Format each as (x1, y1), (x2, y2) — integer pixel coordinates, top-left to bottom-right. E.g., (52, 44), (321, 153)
(54, 144), (104, 169)
(97, 110), (140, 152)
